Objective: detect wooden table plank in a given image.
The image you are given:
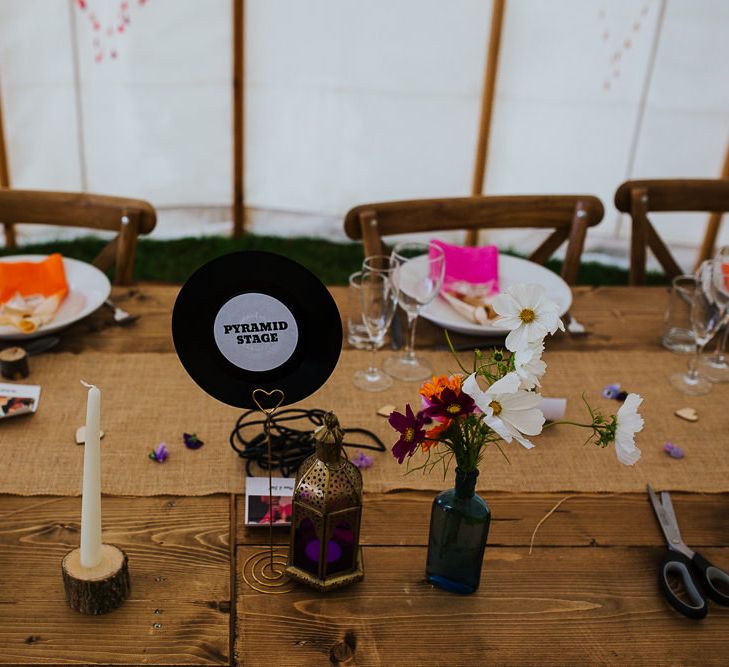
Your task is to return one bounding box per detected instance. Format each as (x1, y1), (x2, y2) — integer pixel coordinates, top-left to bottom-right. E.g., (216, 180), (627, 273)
(0, 603), (229, 666)
(0, 495), (231, 665)
(59, 286), (179, 355)
(236, 545), (729, 667)
(54, 285), (669, 355)
(237, 492), (729, 549)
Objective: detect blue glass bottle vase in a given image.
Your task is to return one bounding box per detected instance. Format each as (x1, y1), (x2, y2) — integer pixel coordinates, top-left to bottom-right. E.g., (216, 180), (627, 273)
(425, 467), (491, 594)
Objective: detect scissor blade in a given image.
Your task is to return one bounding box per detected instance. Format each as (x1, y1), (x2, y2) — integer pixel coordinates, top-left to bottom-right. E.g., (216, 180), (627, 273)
(647, 485), (684, 548)
(660, 492), (682, 538)
(660, 492), (694, 557)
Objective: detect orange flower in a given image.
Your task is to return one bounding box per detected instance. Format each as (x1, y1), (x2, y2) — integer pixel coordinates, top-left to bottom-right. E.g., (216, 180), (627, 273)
(420, 374), (463, 402)
(422, 419), (453, 451)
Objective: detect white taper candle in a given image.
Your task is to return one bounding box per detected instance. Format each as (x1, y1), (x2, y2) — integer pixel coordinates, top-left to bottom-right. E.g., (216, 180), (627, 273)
(80, 381), (102, 568)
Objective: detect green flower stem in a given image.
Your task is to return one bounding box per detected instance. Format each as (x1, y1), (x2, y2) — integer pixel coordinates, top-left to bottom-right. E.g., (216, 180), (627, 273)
(542, 416), (617, 449)
(444, 330), (470, 374)
(543, 420), (598, 430)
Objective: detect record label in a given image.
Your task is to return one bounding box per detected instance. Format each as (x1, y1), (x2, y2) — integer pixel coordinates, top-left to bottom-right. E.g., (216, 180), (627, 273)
(213, 293), (299, 372)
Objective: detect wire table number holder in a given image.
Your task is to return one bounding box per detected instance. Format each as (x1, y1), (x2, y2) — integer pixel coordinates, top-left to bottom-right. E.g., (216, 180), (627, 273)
(171, 253), (346, 594)
(240, 388), (295, 595)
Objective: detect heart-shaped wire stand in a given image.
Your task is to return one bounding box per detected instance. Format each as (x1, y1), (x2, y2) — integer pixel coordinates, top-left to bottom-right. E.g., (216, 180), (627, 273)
(241, 388), (294, 594)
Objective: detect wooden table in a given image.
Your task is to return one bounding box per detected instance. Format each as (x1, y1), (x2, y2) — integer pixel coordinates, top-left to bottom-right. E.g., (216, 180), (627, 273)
(2, 285), (728, 666)
(55, 285), (673, 354)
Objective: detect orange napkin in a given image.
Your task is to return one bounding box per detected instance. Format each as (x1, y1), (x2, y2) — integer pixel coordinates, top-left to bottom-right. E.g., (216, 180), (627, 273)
(0, 254), (68, 333)
(0, 253), (68, 304)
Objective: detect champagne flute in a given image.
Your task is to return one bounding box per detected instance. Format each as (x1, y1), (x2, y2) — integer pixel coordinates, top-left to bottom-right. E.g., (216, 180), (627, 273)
(384, 242), (445, 381)
(355, 271), (397, 391)
(702, 246), (729, 382)
(670, 260), (725, 395)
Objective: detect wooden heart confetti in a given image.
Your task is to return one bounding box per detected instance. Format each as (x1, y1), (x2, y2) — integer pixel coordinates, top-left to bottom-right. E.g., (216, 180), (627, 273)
(377, 405), (396, 418)
(674, 407), (698, 423)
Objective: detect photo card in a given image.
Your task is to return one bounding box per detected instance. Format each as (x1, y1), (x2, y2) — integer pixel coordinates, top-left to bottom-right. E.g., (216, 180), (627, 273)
(245, 476), (296, 526)
(0, 382), (41, 420)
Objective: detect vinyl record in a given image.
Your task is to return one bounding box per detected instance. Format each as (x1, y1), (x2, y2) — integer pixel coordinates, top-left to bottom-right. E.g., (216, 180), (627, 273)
(172, 251), (342, 409)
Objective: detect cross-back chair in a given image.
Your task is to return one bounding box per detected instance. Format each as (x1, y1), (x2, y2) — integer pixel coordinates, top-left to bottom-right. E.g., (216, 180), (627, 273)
(614, 179), (729, 285)
(0, 190), (156, 285)
(343, 195), (605, 286)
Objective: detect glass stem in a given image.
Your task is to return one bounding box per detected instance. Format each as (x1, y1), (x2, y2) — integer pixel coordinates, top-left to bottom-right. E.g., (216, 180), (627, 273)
(687, 343), (704, 380)
(405, 312), (418, 361)
(367, 344), (378, 376)
(716, 326), (729, 364)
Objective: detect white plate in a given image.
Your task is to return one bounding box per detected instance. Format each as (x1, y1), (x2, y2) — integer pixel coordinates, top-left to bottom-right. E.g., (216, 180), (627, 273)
(0, 255), (111, 340)
(421, 255), (572, 336)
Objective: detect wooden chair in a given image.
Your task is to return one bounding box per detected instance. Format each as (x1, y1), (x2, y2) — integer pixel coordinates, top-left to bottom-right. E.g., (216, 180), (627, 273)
(615, 179), (729, 285)
(0, 190), (156, 285)
(343, 195), (605, 286)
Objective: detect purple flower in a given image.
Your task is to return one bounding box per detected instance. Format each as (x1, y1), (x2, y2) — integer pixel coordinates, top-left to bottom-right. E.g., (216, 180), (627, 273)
(388, 404), (426, 464)
(663, 442), (685, 459)
(149, 442), (169, 463)
(417, 410), (433, 427)
(424, 387), (476, 421)
(602, 383), (621, 399)
(351, 451), (373, 469)
(602, 383), (628, 401)
(183, 432), (204, 449)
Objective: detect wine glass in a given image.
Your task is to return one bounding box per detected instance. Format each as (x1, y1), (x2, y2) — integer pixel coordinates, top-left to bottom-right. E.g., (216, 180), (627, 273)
(362, 254), (397, 275)
(661, 275), (696, 353)
(384, 242), (445, 381)
(670, 260), (725, 395)
(348, 270), (388, 390)
(346, 271), (371, 350)
(701, 246), (729, 382)
(354, 271), (398, 391)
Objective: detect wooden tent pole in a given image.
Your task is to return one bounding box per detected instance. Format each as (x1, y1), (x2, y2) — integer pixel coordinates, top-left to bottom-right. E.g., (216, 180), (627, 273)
(0, 80), (16, 247)
(232, 0), (245, 238)
(696, 142), (729, 268)
(466, 0), (505, 247)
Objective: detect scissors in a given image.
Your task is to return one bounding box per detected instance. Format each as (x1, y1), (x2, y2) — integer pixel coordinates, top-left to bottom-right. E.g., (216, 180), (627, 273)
(647, 484), (729, 618)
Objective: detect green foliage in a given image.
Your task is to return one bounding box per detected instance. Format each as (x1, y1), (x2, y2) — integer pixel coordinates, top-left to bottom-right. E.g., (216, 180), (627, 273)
(0, 235), (670, 286)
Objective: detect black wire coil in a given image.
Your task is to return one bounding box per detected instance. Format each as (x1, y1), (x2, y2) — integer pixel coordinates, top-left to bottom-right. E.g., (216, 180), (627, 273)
(229, 408), (386, 477)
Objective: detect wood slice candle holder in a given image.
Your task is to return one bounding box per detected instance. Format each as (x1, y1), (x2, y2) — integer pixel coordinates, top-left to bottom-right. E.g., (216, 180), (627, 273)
(62, 544), (130, 615)
(0, 346), (29, 380)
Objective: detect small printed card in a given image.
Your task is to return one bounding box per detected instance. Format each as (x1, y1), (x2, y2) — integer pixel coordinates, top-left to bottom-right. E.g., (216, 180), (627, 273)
(0, 382), (41, 419)
(245, 476), (295, 526)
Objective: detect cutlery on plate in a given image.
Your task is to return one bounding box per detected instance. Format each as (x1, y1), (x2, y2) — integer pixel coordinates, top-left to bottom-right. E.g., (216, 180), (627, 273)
(104, 299), (139, 326)
(565, 312), (588, 336)
(24, 335), (61, 356)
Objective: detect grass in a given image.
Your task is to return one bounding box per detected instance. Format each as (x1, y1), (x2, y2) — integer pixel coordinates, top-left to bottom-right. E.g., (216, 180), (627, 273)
(0, 235), (670, 286)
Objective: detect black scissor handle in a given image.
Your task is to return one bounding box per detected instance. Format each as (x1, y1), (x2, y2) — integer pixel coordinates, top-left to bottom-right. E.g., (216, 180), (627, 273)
(691, 552), (729, 606)
(660, 553), (708, 619)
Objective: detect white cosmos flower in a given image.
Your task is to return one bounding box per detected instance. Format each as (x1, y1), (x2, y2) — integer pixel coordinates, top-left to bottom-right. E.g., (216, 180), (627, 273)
(462, 372), (544, 449)
(614, 393), (644, 466)
(492, 284), (564, 352)
(513, 341), (546, 390)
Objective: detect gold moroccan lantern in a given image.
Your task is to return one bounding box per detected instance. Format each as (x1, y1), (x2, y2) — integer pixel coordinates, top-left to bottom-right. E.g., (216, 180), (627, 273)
(286, 412), (364, 590)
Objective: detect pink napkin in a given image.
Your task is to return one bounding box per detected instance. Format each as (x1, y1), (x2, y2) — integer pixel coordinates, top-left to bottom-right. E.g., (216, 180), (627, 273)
(430, 239), (499, 294)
